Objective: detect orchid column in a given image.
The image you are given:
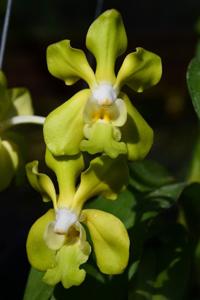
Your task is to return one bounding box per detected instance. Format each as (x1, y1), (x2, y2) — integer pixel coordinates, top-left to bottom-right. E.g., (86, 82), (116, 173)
(26, 9), (162, 289)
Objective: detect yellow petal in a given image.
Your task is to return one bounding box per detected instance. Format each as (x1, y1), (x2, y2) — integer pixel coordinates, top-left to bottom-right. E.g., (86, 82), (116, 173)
(0, 139), (18, 191)
(44, 89), (90, 156)
(26, 161), (57, 207)
(82, 209), (130, 274)
(45, 149), (84, 208)
(72, 155), (129, 212)
(47, 40), (96, 88)
(43, 225), (91, 288)
(86, 9), (127, 83)
(26, 209), (56, 271)
(120, 93), (153, 161)
(115, 47), (162, 92)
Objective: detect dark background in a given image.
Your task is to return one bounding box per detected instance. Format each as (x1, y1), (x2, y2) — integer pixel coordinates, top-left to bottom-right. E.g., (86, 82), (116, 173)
(1, 0), (200, 299)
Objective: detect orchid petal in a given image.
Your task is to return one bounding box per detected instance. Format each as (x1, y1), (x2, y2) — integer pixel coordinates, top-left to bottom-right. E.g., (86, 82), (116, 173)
(7, 87), (34, 116)
(45, 150), (84, 207)
(120, 93), (153, 160)
(115, 47), (162, 92)
(82, 209), (129, 274)
(47, 40), (96, 88)
(43, 225), (91, 288)
(0, 139), (18, 191)
(44, 221), (66, 250)
(44, 89), (90, 156)
(83, 98), (127, 127)
(72, 155), (129, 212)
(86, 9), (127, 83)
(26, 209), (56, 271)
(26, 161), (57, 207)
(80, 122), (127, 158)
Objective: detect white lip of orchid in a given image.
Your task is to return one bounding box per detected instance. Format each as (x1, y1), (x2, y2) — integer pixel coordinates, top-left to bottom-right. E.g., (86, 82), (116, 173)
(92, 82), (118, 106)
(54, 208), (78, 234)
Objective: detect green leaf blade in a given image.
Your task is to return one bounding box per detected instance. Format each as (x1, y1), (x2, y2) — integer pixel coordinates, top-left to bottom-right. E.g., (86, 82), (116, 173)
(23, 268), (54, 300)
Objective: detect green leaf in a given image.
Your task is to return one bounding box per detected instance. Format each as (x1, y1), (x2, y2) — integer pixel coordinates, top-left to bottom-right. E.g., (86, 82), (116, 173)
(85, 189), (136, 229)
(187, 56), (200, 120)
(181, 183), (200, 236)
(146, 183), (186, 203)
(129, 160), (173, 192)
(187, 133), (200, 183)
(86, 9), (127, 83)
(129, 225), (191, 300)
(115, 47), (162, 92)
(83, 264), (106, 284)
(23, 268), (54, 300)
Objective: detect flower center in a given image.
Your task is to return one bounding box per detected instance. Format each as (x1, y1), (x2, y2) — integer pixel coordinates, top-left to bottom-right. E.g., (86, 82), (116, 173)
(54, 208), (78, 234)
(92, 83), (117, 106)
(92, 107), (111, 122)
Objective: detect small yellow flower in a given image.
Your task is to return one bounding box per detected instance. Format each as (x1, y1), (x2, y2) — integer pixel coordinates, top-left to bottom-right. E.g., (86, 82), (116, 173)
(25, 150), (130, 288)
(44, 9), (162, 160)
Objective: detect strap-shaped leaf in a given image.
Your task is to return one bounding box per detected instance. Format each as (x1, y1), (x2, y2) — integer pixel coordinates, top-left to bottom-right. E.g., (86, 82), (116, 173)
(47, 40), (96, 88)
(44, 89), (90, 156)
(120, 93), (153, 161)
(23, 267), (54, 300)
(26, 161), (57, 207)
(26, 209), (56, 271)
(86, 9), (127, 83)
(72, 155), (129, 212)
(115, 47), (162, 92)
(82, 209), (129, 274)
(187, 56), (200, 120)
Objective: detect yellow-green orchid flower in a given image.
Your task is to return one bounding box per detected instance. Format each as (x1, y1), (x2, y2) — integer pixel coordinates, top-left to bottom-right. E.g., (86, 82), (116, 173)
(26, 150), (129, 288)
(0, 71), (45, 191)
(44, 9), (161, 160)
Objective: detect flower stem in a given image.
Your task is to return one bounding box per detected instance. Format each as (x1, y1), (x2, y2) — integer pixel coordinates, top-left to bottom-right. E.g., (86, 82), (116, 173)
(0, 115), (45, 131)
(0, 0), (13, 69)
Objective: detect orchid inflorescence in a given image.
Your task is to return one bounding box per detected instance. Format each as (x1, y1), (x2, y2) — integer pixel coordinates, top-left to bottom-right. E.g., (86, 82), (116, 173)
(26, 9), (162, 288)
(0, 71), (44, 191)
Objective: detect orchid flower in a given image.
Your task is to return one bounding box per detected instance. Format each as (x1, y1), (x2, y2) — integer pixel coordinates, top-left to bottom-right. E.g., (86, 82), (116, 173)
(0, 71), (44, 191)
(44, 9), (161, 160)
(26, 150), (129, 288)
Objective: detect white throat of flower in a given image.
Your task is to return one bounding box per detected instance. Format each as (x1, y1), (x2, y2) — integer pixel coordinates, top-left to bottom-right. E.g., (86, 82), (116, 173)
(54, 208), (78, 234)
(92, 82), (118, 106)
(44, 208), (79, 251)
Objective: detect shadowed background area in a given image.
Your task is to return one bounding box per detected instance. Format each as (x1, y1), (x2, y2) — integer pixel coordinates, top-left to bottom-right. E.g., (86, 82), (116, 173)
(0, 0), (200, 299)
